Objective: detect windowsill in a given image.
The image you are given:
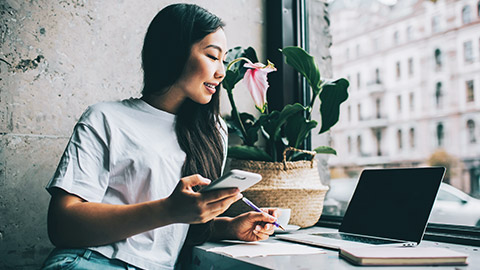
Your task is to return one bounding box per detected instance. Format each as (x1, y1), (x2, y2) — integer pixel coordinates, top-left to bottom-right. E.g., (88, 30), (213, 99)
(190, 223), (480, 269)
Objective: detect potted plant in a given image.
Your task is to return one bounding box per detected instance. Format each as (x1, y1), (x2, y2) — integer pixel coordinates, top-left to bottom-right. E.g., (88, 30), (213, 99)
(222, 46), (349, 227)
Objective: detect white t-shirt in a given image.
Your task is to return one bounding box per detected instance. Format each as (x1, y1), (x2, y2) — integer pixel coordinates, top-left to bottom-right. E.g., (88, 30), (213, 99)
(46, 98), (227, 270)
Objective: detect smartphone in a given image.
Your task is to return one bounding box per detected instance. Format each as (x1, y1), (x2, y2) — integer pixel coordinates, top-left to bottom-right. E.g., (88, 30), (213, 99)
(199, 169), (262, 193)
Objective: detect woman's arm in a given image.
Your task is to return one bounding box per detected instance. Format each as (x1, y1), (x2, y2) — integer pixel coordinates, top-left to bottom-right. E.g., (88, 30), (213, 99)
(47, 174), (242, 248)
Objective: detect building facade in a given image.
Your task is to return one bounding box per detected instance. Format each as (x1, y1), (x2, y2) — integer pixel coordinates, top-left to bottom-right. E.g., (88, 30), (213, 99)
(328, 0), (480, 197)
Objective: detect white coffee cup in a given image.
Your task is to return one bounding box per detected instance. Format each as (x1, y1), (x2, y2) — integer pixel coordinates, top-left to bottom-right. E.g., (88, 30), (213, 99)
(274, 208), (291, 227)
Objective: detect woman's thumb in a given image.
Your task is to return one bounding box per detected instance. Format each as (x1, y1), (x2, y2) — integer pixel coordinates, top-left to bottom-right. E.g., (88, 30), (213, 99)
(185, 174), (211, 189)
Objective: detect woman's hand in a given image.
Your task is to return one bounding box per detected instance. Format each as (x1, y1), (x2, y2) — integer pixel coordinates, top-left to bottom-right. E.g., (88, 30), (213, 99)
(229, 208), (279, 241)
(165, 174), (243, 224)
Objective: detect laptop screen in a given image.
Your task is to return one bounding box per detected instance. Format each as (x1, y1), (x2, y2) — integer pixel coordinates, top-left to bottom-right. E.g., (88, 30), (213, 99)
(339, 167), (445, 243)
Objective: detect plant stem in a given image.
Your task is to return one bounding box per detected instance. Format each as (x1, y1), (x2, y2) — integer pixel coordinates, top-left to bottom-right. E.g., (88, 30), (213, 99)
(227, 90), (249, 145)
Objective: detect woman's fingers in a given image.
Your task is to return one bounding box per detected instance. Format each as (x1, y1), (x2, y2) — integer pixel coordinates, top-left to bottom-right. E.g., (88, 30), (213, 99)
(202, 188), (241, 203)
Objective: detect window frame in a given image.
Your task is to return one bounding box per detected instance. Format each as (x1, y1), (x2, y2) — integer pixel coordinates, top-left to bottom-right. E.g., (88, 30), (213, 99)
(272, 0), (480, 245)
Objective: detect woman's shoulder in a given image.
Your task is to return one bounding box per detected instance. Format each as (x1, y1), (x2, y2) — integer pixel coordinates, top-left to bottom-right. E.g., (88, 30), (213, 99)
(79, 98), (137, 124)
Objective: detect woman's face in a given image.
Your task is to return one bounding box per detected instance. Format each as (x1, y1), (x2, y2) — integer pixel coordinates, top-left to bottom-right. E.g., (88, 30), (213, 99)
(172, 28), (227, 106)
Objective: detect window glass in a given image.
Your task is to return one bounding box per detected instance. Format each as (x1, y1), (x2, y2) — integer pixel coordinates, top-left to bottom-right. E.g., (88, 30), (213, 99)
(462, 5), (472, 24)
(466, 80), (475, 102)
(319, 0), (480, 228)
(464, 40), (473, 62)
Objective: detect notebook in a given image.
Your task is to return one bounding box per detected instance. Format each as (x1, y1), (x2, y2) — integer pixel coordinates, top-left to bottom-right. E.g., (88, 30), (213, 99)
(339, 246), (468, 266)
(277, 167), (446, 250)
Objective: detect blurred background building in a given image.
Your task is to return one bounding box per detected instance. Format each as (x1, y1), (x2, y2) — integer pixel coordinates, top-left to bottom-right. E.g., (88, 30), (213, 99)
(327, 0), (480, 198)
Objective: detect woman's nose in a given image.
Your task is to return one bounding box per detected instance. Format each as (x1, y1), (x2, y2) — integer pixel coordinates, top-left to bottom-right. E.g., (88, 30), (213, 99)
(215, 62), (225, 79)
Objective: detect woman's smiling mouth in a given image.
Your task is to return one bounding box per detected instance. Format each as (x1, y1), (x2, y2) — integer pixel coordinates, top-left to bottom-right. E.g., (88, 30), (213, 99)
(204, 82), (217, 94)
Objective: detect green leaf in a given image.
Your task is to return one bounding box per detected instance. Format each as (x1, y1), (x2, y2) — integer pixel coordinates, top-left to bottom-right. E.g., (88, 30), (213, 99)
(227, 145), (273, 161)
(272, 103), (306, 141)
(222, 69), (242, 93)
(285, 112), (318, 148)
(319, 78), (349, 134)
(281, 46), (322, 95)
(313, 146), (337, 155)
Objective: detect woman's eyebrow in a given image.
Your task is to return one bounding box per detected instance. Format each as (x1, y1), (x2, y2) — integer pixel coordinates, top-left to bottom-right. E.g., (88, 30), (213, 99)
(204, 44), (223, 53)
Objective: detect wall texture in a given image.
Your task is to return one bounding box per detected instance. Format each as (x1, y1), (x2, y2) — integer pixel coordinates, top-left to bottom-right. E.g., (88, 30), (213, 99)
(0, 0), (265, 268)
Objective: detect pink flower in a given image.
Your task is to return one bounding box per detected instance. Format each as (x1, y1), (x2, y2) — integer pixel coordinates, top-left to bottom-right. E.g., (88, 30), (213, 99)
(243, 61), (276, 113)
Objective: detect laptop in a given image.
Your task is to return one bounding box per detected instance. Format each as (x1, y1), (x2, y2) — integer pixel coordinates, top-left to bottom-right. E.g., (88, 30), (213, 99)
(277, 167), (445, 250)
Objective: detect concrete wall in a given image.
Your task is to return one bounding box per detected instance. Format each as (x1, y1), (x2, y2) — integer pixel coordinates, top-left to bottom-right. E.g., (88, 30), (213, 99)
(0, 0), (266, 268)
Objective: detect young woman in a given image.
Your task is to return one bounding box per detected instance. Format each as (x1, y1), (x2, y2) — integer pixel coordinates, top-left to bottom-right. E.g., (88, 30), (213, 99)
(42, 4), (278, 270)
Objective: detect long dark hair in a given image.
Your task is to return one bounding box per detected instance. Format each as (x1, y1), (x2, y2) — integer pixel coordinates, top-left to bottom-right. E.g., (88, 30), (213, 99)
(141, 3), (226, 266)
(142, 3), (225, 181)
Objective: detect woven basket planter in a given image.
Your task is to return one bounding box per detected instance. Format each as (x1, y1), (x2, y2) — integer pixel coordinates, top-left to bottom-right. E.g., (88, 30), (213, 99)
(224, 148), (329, 228)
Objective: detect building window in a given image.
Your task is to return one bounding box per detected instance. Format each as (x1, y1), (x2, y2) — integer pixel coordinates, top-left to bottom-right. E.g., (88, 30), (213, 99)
(434, 48), (442, 69)
(409, 128), (415, 148)
(396, 61), (401, 79)
(357, 135), (362, 155)
(347, 105), (351, 122)
(467, 120), (476, 143)
(435, 82), (443, 108)
(346, 48), (350, 60)
(357, 104), (362, 121)
(478, 1), (480, 17)
(375, 68), (381, 83)
(375, 129), (382, 156)
(397, 129), (403, 150)
(357, 72), (361, 89)
(406, 26), (413, 41)
(436, 123), (444, 147)
(373, 38), (379, 51)
(394, 31), (399, 45)
(356, 44), (360, 58)
(376, 98), (381, 119)
(464, 41), (473, 63)
(397, 95), (402, 112)
(409, 92), (415, 111)
(432, 16), (440, 33)
(347, 136), (352, 153)
(466, 80), (475, 102)
(462, 5), (472, 24)
(408, 57), (414, 76)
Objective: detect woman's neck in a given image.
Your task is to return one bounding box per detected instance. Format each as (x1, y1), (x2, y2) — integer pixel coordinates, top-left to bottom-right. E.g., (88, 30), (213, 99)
(141, 91), (183, 114)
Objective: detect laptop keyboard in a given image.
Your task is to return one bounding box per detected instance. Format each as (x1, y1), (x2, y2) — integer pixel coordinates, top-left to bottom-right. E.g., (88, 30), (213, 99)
(313, 233), (403, 245)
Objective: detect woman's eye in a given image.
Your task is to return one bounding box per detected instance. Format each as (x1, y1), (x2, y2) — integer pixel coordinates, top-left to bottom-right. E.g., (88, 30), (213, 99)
(207, 55), (219, 61)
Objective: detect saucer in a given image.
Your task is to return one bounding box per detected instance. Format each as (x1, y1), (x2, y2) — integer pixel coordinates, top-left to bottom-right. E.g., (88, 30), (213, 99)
(274, 224), (300, 234)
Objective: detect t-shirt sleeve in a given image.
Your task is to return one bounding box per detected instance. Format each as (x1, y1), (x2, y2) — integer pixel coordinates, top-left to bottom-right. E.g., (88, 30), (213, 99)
(46, 120), (110, 203)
